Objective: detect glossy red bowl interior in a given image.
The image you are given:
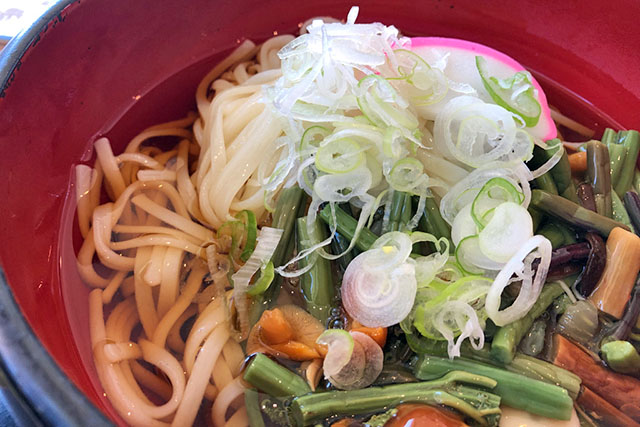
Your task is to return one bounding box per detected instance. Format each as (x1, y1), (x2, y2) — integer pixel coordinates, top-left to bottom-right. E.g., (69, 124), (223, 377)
(1, 0), (639, 424)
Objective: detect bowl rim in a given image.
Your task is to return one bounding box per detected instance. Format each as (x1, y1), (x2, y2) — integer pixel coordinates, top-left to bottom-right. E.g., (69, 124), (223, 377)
(0, 0), (73, 95)
(0, 1), (112, 424)
(0, 271), (111, 426)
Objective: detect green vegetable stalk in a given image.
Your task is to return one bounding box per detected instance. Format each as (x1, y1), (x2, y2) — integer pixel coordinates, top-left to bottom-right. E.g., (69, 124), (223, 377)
(537, 222), (568, 249)
(418, 196), (452, 254)
(244, 388), (266, 427)
(601, 340), (640, 375)
(243, 353), (311, 398)
(297, 216), (334, 324)
(387, 191), (407, 232)
(491, 282), (564, 364)
(250, 186), (304, 324)
(613, 130), (640, 197)
(289, 370), (501, 426)
(415, 355), (574, 421)
(549, 140), (579, 203)
(528, 139), (577, 202)
(611, 190), (635, 233)
(318, 204), (378, 251)
(586, 140), (613, 218)
(249, 186), (304, 325)
(405, 334), (581, 399)
(601, 127), (617, 146)
(400, 191), (413, 230)
(534, 172), (558, 195)
(624, 191), (640, 235)
(530, 189), (629, 237)
(607, 140), (627, 186)
(528, 207), (543, 233)
(330, 230), (355, 274)
(271, 187), (305, 267)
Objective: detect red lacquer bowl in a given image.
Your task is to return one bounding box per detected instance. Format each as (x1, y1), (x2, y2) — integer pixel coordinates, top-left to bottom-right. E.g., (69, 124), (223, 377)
(0, 0), (639, 424)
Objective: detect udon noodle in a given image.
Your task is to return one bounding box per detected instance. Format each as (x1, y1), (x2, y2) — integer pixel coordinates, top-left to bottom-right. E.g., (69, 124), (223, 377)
(76, 35), (294, 426)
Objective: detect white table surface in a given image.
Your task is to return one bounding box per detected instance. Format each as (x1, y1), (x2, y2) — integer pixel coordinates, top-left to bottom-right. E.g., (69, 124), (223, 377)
(0, 0), (55, 41)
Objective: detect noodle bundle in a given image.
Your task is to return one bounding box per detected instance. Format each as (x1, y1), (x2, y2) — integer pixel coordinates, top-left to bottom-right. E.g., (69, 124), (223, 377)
(76, 36), (293, 426)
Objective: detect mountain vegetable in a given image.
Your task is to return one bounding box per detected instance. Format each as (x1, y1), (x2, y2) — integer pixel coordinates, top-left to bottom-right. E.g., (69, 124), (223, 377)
(601, 340), (640, 375)
(244, 388), (266, 427)
(415, 355), (574, 420)
(611, 190), (635, 232)
(530, 190), (629, 237)
(552, 334), (640, 422)
(586, 140), (613, 218)
(289, 370), (501, 426)
(577, 182), (597, 211)
(613, 130), (640, 196)
(624, 190), (640, 234)
(297, 217), (334, 324)
(318, 204), (378, 252)
(589, 227), (640, 318)
(490, 282), (563, 364)
(556, 300), (599, 345)
(406, 334), (581, 399)
(574, 232), (607, 297)
(243, 353), (311, 398)
(568, 151), (587, 173)
(577, 386), (640, 427)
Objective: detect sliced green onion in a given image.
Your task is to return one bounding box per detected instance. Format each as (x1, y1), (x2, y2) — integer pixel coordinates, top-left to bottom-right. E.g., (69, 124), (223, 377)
(357, 74), (419, 131)
(410, 231), (450, 286)
(478, 202), (533, 263)
(341, 232), (417, 327)
(383, 126), (408, 159)
(430, 258), (466, 289)
(299, 125), (330, 154)
(235, 210), (257, 262)
(413, 276), (491, 340)
(317, 329), (354, 377)
(315, 137), (365, 174)
(232, 227), (283, 340)
(455, 235), (486, 275)
(476, 56), (541, 127)
(246, 261), (275, 296)
(471, 177), (523, 230)
(388, 157), (427, 193)
(390, 49), (448, 106)
(433, 96), (524, 168)
(217, 220), (245, 265)
(451, 203), (478, 247)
